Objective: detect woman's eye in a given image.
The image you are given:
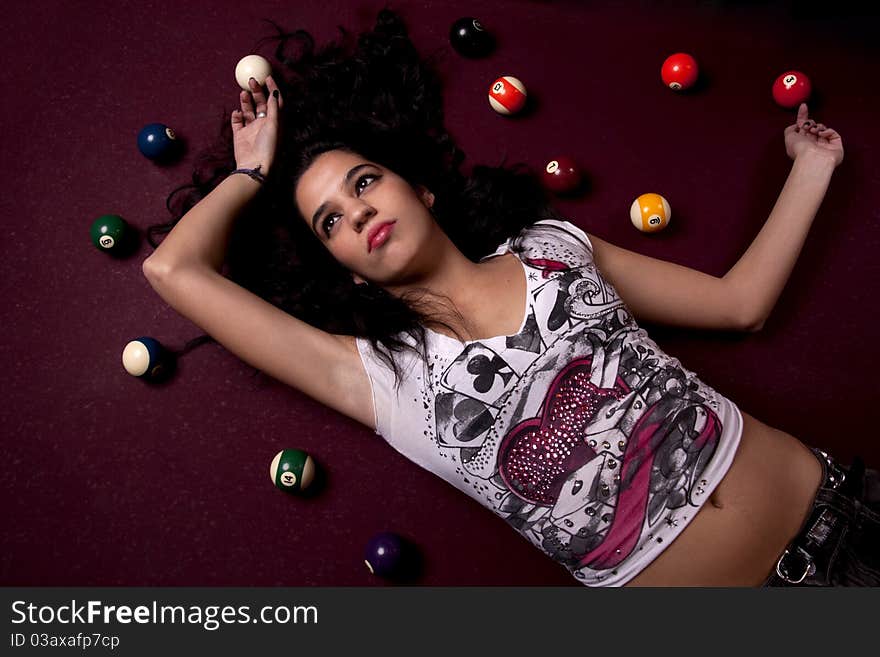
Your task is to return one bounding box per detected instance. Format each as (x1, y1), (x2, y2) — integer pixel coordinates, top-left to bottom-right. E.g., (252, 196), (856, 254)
(322, 214), (340, 236)
(322, 174), (379, 237)
(356, 174), (378, 194)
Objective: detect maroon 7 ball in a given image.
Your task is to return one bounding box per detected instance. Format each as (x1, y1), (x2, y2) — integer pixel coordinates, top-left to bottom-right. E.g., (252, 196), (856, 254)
(542, 156), (581, 194)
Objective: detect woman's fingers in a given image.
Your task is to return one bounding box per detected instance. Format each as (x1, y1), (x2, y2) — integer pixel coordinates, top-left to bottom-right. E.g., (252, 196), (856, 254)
(265, 76), (282, 120)
(249, 77), (268, 116)
(796, 102), (809, 128)
(266, 88), (280, 121)
(240, 89), (256, 122)
(235, 74), (281, 130)
(231, 109), (245, 131)
(265, 75), (283, 110)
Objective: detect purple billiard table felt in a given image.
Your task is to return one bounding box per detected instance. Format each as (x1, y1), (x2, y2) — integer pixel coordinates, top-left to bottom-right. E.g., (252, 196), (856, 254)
(1, 0), (878, 586)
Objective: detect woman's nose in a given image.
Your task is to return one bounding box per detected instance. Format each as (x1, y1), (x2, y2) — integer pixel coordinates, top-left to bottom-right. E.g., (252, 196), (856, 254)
(351, 203), (376, 230)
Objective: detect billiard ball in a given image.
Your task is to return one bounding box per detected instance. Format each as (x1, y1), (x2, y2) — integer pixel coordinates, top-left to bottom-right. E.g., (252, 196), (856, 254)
(235, 54), (272, 91)
(661, 53), (699, 91)
(269, 449), (316, 494)
(90, 214), (130, 253)
(364, 532), (406, 579)
(122, 337), (172, 381)
(137, 123), (179, 162)
(772, 70), (812, 109)
(449, 17), (494, 58)
(630, 193), (671, 233)
(542, 156), (582, 194)
(488, 76), (527, 115)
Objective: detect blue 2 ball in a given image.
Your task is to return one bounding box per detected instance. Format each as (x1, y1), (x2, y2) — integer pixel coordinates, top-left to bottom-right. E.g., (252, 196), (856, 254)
(122, 337), (173, 382)
(137, 123), (179, 162)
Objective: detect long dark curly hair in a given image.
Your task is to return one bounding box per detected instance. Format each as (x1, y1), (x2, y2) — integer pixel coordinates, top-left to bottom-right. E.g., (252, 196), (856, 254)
(148, 7), (567, 391)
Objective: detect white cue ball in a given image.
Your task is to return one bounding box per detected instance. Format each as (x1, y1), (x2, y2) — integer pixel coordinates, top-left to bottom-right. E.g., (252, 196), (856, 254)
(235, 54), (272, 91)
(122, 340), (151, 377)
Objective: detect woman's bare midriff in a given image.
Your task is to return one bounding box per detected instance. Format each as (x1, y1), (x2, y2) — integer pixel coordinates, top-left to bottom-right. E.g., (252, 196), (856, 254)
(624, 409), (824, 586)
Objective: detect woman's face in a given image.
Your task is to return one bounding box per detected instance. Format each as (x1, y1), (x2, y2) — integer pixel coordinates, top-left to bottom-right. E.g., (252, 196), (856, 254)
(294, 149), (436, 285)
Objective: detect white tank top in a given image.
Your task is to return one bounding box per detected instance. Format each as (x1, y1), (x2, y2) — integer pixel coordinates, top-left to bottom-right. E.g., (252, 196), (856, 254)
(356, 218), (743, 586)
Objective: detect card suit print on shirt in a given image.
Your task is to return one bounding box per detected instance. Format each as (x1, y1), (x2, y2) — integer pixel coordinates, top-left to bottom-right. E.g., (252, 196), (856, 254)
(547, 285), (573, 332)
(440, 343), (517, 406)
(435, 391), (495, 447)
(504, 309), (543, 353)
(467, 353), (514, 393)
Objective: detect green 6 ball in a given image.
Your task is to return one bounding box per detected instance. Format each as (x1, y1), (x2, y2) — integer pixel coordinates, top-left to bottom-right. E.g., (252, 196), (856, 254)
(90, 214), (131, 254)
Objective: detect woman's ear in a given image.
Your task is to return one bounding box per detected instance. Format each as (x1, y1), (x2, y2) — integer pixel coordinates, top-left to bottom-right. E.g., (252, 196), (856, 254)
(417, 185), (435, 209)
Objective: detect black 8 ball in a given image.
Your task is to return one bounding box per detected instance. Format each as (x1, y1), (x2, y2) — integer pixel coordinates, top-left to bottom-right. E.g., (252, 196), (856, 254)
(449, 17), (494, 58)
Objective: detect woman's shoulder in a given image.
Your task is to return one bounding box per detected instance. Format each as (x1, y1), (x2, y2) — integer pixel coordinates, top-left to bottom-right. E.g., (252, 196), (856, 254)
(503, 217), (594, 269)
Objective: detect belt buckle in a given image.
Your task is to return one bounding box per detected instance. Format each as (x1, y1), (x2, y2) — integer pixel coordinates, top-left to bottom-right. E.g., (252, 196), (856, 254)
(775, 546), (814, 584)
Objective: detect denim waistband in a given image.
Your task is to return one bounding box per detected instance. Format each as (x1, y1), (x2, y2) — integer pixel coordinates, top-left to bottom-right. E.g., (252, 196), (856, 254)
(767, 448), (865, 585)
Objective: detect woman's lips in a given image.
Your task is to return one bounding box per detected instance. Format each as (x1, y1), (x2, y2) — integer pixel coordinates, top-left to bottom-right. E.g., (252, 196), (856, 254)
(368, 221), (395, 252)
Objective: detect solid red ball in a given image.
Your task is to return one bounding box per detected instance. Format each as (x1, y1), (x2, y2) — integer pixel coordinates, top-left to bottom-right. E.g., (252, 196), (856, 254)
(661, 53), (699, 91)
(772, 70), (812, 109)
(542, 157), (581, 194)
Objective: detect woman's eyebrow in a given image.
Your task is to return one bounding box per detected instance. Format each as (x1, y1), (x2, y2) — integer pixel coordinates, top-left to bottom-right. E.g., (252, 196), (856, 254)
(311, 163), (375, 234)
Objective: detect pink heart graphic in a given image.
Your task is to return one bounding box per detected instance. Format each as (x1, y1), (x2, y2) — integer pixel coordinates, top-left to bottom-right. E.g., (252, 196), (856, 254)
(497, 356), (722, 569)
(498, 357), (630, 506)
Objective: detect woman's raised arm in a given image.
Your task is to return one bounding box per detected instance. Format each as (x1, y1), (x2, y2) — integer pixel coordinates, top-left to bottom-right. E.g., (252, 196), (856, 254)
(723, 104), (844, 330)
(142, 75), (376, 431)
(147, 75), (282, 272)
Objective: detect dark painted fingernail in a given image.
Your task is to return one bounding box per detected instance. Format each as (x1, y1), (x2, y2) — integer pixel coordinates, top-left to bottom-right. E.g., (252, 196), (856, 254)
(273, 90), (279, 99)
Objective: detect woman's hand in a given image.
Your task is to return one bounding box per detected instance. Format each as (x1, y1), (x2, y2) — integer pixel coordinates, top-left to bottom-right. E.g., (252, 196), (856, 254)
(231, 74), (283, 174)
(784, 103), (844, 168)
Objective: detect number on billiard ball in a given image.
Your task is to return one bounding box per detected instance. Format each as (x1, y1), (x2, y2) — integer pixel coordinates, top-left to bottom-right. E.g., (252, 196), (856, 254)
(449, 17), (494, 58)
(488, 76), (527, 115)
(137, 123), (180, 162)
(269, 449), (316, 495)
(630, 193), (671, 233)
(364, 532), (407, 579)
(542, 156), (582, 194)
(661, 53), (699, 92)
(772, 70), (812, 109)
(122, 337), (173, 382)
(90, 214), (131, 253)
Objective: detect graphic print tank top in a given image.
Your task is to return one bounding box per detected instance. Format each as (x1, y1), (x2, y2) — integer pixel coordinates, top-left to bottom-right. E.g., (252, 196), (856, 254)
(356, 218), (743, 586)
